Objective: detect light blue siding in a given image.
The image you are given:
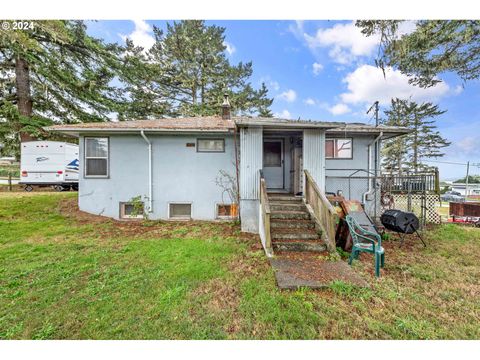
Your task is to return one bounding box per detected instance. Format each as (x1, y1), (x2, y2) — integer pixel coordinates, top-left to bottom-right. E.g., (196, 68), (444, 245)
(79, 134), (236, 220)
(303, 128), (326, 190)
(239, 127), (263, 232)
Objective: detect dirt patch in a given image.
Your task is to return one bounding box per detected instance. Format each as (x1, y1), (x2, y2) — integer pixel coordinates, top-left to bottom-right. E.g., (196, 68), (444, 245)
(270, 252), (369, 289)
(56, 196), (261, 244)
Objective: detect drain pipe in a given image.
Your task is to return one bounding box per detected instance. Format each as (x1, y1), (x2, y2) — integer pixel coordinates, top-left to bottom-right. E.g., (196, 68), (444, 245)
(140, 130), (153, 213)
(363, 131), (383, 204)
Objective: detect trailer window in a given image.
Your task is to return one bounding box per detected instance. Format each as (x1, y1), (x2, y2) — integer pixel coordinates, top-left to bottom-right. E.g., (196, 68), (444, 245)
(326, 138), (352, 159)
(85, 137), (109, 177)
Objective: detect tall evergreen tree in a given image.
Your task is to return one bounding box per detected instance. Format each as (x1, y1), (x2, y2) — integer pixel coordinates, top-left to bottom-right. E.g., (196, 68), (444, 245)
(121, 20), (273, 118)
(381, 98), (450, 173)
(0, 20), (127, 157)
(356, 20), (480, 88)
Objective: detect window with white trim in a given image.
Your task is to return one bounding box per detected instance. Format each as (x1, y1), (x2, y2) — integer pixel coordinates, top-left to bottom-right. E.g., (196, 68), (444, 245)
(85, 137), (109, 177)
(169, 203), (192, 219)
(216, 204), (235, 219)
(120, 202), (144, 219)
(326, 138), (352, 159)
(197, 139), (225, 152)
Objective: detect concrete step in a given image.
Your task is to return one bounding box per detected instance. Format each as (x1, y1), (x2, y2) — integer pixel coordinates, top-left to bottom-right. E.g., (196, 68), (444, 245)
(270, 203), (307, 212)
(268, 195), (302, 202)
(273, 240), (327, 253)
(272, 229), (320, 241)
(270, 210), (310, 220)
(270, 219), (315, 230)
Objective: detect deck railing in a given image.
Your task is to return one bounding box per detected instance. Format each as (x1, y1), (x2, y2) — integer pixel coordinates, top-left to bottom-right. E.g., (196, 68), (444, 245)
(259, 170), (272, 253)
(304, 170), (337, 252)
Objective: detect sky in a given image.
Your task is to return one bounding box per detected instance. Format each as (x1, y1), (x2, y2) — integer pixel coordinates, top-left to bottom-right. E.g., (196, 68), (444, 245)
(86, 20), (480, 180)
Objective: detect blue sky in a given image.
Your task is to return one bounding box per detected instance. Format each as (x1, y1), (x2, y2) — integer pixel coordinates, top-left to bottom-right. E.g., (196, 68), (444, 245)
(86, 20), (480, 180)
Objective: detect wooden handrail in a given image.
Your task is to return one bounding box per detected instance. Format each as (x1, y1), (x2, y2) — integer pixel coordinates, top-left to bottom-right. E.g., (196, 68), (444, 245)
(259, 170), (272, 252)
(304, 169), (337, 252)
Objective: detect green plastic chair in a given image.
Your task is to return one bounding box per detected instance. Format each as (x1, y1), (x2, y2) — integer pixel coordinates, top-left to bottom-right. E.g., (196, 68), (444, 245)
(345, 215), (385, 277)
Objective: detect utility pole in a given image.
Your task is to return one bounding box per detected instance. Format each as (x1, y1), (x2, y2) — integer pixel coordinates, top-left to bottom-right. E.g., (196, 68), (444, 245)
(465, 161), (470, 200)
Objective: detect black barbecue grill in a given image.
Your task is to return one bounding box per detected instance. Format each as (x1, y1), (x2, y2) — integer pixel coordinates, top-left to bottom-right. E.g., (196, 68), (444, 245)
(380, 210), (426, 247)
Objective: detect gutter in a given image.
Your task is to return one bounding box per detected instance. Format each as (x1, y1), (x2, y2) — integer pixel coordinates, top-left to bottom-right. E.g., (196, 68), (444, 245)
(140, 130), (153, 213)
(363, 131), (383, 204)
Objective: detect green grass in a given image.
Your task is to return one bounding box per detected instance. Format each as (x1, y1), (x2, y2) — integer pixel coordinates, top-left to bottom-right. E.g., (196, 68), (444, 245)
(0, 164), (20, 178)
(0, 193), (479, 339)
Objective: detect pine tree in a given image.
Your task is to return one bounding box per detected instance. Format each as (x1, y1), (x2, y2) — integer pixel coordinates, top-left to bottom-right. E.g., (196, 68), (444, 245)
(357, 20), (480, 88)
(381, 98), (450, 173)
(0, 20), (127, 158)
(381, 99), (409, 174)
(121, 20), (273, 118)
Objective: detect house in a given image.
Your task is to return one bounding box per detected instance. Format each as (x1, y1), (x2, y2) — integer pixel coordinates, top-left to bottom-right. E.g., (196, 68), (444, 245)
(450, 183), (480, 196)
(47, 96), (409, 253)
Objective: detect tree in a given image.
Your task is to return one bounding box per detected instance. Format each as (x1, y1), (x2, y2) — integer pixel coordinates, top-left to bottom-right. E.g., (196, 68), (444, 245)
(454, 175), (480, 184)
(381, 98), (450, 173)
(356, 20), (480, 88)
(121, 20), (273, 118)
(0, 20), (127, 158)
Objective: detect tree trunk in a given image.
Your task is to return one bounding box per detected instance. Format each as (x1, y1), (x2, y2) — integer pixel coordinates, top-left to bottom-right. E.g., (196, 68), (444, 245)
(15, 56), (35, 142)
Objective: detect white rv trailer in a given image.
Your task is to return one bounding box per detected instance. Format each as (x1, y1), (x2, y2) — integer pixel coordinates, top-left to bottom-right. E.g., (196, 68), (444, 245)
(19, 141), (79, 191)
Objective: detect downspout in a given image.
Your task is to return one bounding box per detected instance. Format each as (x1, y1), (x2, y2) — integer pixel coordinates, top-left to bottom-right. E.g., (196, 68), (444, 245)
(140, 130), (153, 213)
(363, 132), (383, 204)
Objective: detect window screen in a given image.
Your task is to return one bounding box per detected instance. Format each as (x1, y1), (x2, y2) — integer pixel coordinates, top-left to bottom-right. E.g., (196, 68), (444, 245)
(197, 139), (225, 152)
(325, 138), (352, 159)
(263, 141), (282, 167)
(85, 137), (109, 176)
(169, 203), (192, 218)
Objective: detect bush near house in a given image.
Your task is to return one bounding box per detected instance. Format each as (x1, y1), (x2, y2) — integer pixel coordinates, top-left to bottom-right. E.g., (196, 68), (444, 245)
(0, 192), (479, 340)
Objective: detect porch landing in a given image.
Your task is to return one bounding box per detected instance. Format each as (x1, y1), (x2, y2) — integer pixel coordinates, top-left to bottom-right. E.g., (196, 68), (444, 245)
(270, 253), (368, 289)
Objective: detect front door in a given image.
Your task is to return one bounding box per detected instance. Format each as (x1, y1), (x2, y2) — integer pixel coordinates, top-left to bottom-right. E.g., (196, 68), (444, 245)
(263, 139), (284, 189)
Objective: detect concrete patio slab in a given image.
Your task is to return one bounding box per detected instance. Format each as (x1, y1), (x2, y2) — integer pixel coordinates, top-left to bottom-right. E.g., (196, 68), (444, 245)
(270, 253), (369, 289)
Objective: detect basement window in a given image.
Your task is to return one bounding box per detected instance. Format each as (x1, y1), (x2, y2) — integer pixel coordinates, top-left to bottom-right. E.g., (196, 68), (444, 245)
(326, 138), (352, 159)
(197, 139), (225, 152)
(169, 203), (192, 219)
(216, 204), (235, 219)
(120, 202), (144, 219)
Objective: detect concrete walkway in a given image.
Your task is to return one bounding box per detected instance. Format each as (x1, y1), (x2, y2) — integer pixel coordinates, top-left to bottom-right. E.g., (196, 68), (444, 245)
(270, 253), (368, 289)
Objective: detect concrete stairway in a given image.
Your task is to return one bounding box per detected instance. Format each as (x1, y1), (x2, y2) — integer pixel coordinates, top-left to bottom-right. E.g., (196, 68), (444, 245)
(268, 193), (327, 253)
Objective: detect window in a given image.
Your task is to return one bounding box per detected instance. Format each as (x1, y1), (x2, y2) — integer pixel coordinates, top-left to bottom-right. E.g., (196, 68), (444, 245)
(120, 202), (144, 219)
(169, 203), (192, 219)
(197, 139), (225, 152)
(263, 141), (282, 167)
(326, 138), (352, 159)
(85, 137), (109, 177)
(216, 204), (236, 219)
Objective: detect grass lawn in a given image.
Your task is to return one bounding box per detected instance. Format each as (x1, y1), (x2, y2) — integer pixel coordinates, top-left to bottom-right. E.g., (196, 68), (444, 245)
(0, 192), (479, 339)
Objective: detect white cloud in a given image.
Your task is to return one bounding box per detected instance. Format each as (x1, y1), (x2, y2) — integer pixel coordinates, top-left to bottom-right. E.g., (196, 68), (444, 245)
(312, 62), (324, 75)
(277, 89), (297, 103)
(275, 109), (292, 119)
(328, 103), (351, 115)
(304, 98), (316, 106)
(305, 21), (379, 64)
(340, 65), (450, 105)
(223, 41), (236, 55)
(453, 85), (464, 95)
(120, 20), (155, 51)
(457, 136), (476, 154)
(293, 20), (417, 65)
